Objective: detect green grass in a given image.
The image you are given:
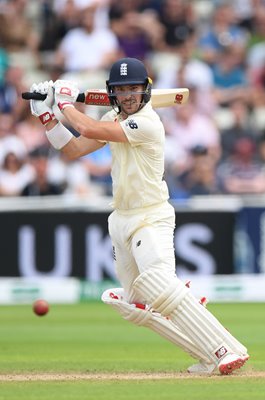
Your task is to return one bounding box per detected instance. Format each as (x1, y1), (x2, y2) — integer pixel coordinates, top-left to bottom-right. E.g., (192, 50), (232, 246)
(0, 302), (264, 399)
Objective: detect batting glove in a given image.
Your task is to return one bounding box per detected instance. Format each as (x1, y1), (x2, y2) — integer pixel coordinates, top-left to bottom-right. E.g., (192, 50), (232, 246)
(30, 80), (55, 125)
(54, 80), (79, 112)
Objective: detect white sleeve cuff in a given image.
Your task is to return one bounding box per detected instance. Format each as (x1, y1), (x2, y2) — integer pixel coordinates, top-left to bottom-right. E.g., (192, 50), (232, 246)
(46, 122), (73, 150)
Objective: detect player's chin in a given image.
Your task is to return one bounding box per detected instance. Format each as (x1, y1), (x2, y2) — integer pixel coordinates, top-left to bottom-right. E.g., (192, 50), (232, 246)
(121, 103), (140, 115)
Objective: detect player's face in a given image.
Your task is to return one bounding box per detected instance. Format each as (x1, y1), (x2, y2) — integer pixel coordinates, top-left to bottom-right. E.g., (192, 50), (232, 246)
(114, 84), (145, 115)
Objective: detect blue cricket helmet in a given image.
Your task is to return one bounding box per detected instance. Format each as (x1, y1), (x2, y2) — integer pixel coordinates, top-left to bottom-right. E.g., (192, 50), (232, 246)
(106, 57), (152, 109)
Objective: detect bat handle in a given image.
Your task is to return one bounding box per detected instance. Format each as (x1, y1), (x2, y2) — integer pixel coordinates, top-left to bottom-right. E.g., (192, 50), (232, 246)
(21, 92), (85, 103)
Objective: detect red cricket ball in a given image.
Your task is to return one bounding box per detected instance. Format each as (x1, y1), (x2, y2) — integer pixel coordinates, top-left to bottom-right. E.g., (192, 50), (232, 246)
(33, 299), (49, 316)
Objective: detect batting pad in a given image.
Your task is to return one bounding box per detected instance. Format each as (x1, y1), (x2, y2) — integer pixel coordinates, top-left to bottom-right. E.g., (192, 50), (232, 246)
(101, 288), (211, 363)
(133, 269), (248, 363)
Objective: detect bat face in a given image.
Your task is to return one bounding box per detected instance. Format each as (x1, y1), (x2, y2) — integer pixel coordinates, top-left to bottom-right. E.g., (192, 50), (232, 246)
(150, 88), (189, 108)
(85, 90), (110, 106)
(84, 88), (189, 108)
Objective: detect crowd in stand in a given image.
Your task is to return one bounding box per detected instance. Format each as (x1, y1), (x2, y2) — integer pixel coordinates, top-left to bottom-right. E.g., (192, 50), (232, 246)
(0, 0), (265, 199)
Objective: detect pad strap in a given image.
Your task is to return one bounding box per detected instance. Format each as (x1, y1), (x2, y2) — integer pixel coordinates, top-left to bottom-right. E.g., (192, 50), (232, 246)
(101, 288), (151, 326)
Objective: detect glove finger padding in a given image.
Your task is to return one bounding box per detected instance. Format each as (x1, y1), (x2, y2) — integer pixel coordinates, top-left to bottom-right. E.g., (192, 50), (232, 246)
(45, 85), (55, 109)
(30, 98), (41, 117)
(52, 102), (64, 122)
(30, 80), (54, 95)
(30, 83), (39, 93)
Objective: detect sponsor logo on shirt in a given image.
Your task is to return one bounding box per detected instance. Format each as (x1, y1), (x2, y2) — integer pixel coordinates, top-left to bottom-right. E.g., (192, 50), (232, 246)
(126, 119), (138, 129)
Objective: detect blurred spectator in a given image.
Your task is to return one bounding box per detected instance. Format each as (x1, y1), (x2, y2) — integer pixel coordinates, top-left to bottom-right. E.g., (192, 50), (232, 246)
(245, 0), (265, 86)
(39, 0), (81, 53)
(155, 33), (214, 90)
(248, 64), (265, 131)
(0, 48), (9, 86)
(154, 33), (217, 115)
(109, 9), (164, 61)
(219, 99), (259, 161)
(217, 137), (265, 194)
(164, 131), (189, 180)
(247, 3), (265, 47)
(158, 0), (196, 50)
(161, 100), (221, 167)
(249, 59), (265, 91)
(211, 45), (250, 105)
(0, 151), (34, 196)
(0, 0), (41, 70)
(257, 130), (265, 163)
(54, 4), (120, 74)
(0, 65), (28, 120)
(232, 0), (254, 32)
(0, 112), (27, 167)
(82, 144), (112, 195)
(46, 151), (100, 196)
(53, 0), (111, 30)
(108, 0), (144, 15)
(246, 4), (265, 114)
(21, 146), (64, 196)
(15, 108), (48, 153)
(38, 0), (112, 57)
(167, 145), (219, 199)
(198, 2), (248, 66)
(212, 45), (247, 88)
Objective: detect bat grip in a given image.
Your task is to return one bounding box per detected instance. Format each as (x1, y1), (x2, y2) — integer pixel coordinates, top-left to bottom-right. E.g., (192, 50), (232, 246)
(21, 92), (85, 103)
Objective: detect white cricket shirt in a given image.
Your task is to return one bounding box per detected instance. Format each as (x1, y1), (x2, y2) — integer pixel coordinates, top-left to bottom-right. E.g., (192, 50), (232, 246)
(101, 103), (169, 211)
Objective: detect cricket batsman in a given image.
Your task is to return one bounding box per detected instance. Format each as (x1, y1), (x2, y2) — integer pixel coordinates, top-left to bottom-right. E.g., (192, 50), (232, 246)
(29, 57), (249, 375)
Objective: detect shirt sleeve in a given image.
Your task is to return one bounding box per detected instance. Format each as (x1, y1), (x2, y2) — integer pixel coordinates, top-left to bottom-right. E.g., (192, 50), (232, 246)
(120, 115), (160, 146)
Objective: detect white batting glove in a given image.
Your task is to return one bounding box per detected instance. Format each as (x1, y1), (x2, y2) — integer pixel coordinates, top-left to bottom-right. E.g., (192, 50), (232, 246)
(54, 80), (79, 112)
(30, 80), (55, 125)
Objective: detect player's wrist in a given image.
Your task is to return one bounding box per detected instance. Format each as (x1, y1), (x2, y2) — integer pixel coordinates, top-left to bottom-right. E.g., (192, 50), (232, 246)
(58, 101), (75, 112)
(38, 110), (55, 125)
(45, 118), (59, 131)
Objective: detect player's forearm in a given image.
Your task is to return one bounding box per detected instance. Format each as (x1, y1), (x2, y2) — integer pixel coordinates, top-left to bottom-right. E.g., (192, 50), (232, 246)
(60, 136), (89, 159)
(62, 135), (105, 159)
(46, 120), (103, 158)
(62, 106), (127, 142)
(62, 106), (96, 138)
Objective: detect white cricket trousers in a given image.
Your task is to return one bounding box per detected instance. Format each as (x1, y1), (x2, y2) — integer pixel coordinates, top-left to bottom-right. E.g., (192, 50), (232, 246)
(108, 201), (176, 304)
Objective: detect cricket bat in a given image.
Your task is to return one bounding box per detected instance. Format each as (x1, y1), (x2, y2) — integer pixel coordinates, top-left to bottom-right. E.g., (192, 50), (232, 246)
(21, 88), (189, 108)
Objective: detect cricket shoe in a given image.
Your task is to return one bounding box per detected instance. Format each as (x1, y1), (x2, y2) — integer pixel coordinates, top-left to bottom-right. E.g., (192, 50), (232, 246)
(218, 353), (249, 375)
(188, 354), (249, 375)
(187, 361), (217, 375)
